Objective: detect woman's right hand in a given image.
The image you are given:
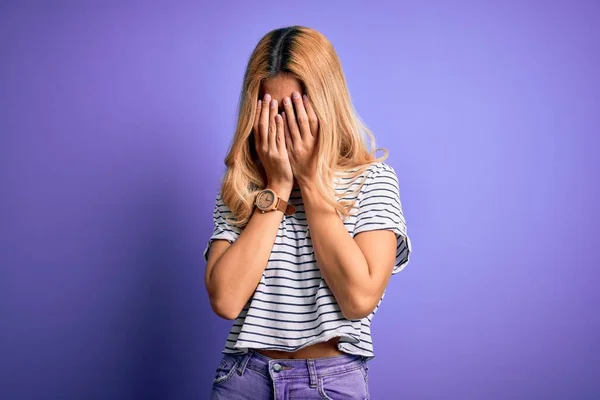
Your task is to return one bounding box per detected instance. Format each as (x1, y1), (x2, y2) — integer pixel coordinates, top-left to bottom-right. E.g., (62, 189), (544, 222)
(253, 93), (294, 193)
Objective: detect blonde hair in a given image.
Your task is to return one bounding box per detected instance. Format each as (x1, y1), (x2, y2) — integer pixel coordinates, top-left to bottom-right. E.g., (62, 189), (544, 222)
(221, 25), (387, 227)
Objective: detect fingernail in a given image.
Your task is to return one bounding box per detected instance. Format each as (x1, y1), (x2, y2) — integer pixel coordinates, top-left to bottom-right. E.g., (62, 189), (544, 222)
(302, 94), (308, 102)
(283, 97), (290, 105)
(257, 100), (262, 108)
(292, 91), (300, 99)
(264, 93), (270, 102)
(271, 99), (277, 107)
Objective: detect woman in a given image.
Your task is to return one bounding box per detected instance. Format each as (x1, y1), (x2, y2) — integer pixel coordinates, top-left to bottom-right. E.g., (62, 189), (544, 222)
(204, 25), (412, 399)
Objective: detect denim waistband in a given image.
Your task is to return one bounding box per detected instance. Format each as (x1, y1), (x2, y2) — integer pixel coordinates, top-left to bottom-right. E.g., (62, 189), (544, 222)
(234, 349), (367, 380)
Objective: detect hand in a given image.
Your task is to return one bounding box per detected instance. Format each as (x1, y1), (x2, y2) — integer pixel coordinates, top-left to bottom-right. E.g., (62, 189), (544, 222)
(282, 92), (320, 185)
(253, 93), (294, 194)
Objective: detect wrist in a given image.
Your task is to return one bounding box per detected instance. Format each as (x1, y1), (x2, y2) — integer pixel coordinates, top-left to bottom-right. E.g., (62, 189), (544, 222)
(265, 182), (292, 201)
(297, 177), (317, 192)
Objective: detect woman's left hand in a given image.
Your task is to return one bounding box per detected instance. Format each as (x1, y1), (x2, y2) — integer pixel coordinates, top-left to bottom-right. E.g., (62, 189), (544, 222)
(282, 91), (320, 185)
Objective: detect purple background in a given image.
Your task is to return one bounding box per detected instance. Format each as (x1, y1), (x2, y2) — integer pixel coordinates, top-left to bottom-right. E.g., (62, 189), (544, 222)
(1, 1), (599, 399)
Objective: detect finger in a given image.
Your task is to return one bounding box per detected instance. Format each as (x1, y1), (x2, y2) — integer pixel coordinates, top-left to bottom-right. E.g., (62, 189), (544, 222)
(268, 98), (278, 152)
(253, 99), (262, 151)
(283, 96), (301, 144)
(275, 114), (285, 153)
(259, 94), (271, 152)
(292, 91), (310, 139)
(282, 111), (293, 152)
(303, 94), (319, 138)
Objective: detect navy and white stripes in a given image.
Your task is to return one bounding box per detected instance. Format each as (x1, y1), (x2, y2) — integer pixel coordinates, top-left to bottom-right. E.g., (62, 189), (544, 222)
(204, 162), (412, 361)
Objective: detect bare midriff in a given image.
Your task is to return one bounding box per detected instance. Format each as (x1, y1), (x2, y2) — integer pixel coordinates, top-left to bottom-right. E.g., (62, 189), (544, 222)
(256, 337), (344, 359)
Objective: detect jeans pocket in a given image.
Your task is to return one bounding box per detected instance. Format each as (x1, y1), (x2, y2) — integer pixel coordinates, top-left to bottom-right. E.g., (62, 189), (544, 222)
(319, 367), (370, 400)
(212, 354), (240, 386)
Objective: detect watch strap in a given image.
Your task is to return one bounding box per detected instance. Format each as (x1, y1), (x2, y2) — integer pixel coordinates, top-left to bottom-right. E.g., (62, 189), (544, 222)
(275, 198), (296, 216)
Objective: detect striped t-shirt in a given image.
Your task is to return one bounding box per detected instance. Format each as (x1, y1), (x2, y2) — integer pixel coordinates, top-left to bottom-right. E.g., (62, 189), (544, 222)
(203, 162), (412, 361)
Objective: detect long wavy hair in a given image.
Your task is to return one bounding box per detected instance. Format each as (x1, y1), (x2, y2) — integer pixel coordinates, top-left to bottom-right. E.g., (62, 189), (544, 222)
(221, 25), (387, 227)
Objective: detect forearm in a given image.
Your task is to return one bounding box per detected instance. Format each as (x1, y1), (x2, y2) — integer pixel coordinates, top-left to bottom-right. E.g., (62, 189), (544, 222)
(300, 181), (374, 319)
(208, 184), (291, 318)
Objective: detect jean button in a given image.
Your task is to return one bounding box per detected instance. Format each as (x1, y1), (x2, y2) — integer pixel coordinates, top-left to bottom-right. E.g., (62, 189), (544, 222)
(272, 363), (282, 372)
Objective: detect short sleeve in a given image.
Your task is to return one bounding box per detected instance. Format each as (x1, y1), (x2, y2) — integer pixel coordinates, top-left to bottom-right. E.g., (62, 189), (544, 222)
(353, 163), (412, 274)
(203, 192), (242, 262)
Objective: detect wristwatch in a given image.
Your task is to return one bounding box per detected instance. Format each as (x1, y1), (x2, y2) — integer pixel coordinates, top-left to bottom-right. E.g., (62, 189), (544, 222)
(255, 189), (296, 216)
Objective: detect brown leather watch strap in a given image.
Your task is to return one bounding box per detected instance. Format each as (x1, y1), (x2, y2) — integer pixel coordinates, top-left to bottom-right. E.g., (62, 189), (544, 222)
(275, 198), (296, 216)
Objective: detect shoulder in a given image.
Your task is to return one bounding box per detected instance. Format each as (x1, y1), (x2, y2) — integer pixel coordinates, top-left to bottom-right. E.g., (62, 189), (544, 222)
(212, 190), (225, 208)
(356, 162), (401, 203)
(362, 162), (399, 184)
(338, 161), (397, 180)
(212, 190), (234, 215)
(334, 162), (399, 197)
(215, 190), (225, 205)
(365, 162), (396, 175)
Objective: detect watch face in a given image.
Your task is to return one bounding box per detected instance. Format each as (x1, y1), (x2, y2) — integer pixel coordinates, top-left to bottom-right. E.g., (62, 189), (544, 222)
(257, 190), (275, 210)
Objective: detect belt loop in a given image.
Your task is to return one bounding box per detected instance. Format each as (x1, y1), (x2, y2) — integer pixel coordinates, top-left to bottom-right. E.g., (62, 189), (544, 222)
(307, 359), (317, 388)
(236, 351), (252, 376)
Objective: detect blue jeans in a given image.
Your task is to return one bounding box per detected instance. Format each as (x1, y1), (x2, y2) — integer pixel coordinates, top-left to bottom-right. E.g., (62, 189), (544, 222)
(210, 349), (370, 399)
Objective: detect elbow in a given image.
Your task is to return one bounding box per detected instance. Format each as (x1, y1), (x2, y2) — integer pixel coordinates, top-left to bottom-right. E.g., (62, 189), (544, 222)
(210, 297), (241, 320)
(340, 296), (376, 320)
(206, 275), (243, 320)
(207, 284), (243, 320)
(215, 309), (239, 321)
